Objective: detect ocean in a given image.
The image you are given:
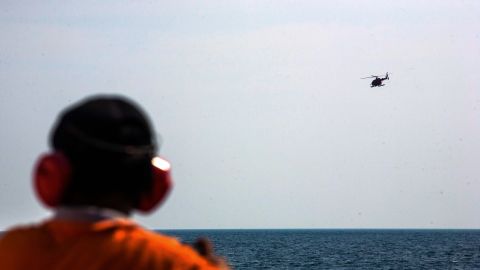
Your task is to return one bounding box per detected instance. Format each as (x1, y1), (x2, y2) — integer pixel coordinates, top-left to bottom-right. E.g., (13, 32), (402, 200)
(160, 229), (480, 269)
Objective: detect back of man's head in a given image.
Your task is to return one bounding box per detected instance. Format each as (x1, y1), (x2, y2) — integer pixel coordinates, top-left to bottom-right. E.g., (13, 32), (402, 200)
(50, 95), (157, 209)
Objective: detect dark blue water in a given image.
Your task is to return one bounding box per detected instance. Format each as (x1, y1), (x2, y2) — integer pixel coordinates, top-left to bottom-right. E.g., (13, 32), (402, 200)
(160, 229), (480, 269)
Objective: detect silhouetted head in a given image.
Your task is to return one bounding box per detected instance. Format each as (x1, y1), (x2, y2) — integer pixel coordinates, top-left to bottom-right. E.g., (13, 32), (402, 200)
(50, 95), (157, 213)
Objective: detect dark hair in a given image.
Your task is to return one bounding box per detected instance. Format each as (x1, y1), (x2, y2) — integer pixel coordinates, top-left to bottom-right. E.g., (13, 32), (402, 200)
(50, 95), (157, 204)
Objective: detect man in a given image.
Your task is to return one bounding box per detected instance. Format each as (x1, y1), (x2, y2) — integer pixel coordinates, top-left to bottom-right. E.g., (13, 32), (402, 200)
(0, 95), (228, 270)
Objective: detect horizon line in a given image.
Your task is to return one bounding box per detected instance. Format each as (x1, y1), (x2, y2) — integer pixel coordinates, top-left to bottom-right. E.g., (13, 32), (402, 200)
(157, 227), (480, 231)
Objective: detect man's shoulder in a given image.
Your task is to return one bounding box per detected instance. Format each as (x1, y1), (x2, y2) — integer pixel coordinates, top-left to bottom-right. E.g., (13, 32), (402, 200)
(0, 223), (48, 245)
(114, 226), (224, 269)
(127, 226), (184, 250)
(128, 227), (199, 258)
(0, 222), (51, 266)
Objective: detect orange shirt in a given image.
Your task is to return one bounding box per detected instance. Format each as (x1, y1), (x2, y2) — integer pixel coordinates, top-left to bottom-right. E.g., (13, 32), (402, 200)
(0, 219), (226, 270)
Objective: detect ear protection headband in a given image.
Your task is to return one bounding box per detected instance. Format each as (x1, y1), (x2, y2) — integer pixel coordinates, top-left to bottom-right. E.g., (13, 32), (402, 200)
(34, 152), (172, 213)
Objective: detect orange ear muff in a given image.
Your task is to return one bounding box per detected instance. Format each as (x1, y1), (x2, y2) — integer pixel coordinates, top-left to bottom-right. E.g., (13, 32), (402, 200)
(33, 152), (71, 208)
(136, 156), (173, 213)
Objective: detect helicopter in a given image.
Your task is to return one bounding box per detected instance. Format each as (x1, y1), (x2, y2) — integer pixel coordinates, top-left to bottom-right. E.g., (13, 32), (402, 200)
(361, 72), (389, 87)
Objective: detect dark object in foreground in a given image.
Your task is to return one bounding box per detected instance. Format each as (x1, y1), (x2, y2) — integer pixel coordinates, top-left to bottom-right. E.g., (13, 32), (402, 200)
(193, 237), (229, 268)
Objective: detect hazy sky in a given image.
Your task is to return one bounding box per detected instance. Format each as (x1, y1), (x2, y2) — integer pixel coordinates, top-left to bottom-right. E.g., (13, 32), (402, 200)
(1, 1), (480, 230)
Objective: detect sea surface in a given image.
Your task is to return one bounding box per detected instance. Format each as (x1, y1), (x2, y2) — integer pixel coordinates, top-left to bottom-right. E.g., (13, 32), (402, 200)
(160, 229), (480, 269)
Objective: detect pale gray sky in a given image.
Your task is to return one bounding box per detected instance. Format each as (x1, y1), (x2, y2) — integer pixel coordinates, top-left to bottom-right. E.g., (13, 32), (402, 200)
(1, 0), (480, 230)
